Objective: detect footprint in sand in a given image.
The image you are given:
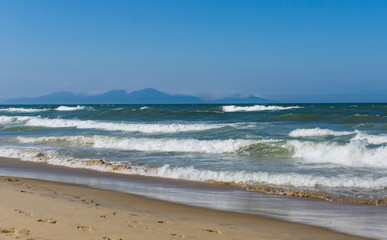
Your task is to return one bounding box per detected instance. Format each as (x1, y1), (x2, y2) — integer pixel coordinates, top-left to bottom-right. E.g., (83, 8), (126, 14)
(0, 227), (16, 234)
(19, 190), (35, 194)
(103, 236), (123, 240)
(76, 225), (91, 231)
(17, 228), (31, 236)
(15, 208), (33, 216)
(171, 233), (185, 238)
(127, 219), (142, 228)
(99, 211), (119, 219)
(80, 198), (101, 207)
(0, 227), (30, 237)
(205, 229), (222, 234)
(37, 218), (58, 224)
(158, 220), (174, 225)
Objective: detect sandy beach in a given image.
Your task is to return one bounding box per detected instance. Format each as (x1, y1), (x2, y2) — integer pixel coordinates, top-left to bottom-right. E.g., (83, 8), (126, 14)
(0, 175), (370, 240)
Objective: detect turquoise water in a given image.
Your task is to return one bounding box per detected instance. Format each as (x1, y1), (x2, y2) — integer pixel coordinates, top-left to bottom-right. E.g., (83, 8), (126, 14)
(0, 103), (386, 202)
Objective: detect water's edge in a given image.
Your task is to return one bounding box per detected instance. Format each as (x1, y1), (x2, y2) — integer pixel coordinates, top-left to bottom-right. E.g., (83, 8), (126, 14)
(1, 157), (386, 240)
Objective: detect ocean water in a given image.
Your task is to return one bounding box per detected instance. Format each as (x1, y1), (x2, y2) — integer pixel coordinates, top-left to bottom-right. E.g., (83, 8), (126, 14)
(0, 103), (386, 204)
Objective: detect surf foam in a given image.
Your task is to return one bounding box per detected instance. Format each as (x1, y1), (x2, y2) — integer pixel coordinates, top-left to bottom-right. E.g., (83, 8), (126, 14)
(55, 105), (90, 111)
(288, 140), (387, 169)
(15, 135), (266, 154)
(289, 128), (356, 137)
(222, 105), (301, 112)
(351, 132), (387, 145)
(0, 108), (49, 113)
(0, 146), (386, 190)
(23, 117), (226, 133)
(0, 116), (34, 125)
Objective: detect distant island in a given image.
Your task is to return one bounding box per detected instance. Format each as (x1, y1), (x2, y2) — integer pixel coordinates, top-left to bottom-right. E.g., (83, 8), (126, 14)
(3, 88), (272, 104)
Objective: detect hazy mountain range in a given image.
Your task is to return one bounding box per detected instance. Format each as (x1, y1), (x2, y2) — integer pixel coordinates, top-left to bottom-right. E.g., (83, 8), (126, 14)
(3, 88), (271, 104)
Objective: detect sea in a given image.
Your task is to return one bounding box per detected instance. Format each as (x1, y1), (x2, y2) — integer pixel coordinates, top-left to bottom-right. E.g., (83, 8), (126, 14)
(0, 103), (386, 238)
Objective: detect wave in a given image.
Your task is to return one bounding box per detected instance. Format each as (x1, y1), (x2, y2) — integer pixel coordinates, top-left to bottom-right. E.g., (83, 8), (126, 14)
(0, 116), (18, 125)
(0, 116), (226, 133)
(0, 116), (33, 125)
(289, 128), (356, 137)
(55, 105), (90, 111)
(14, 135), (272, 154)
(289, 128), (387, 146)
(140, 106), (149, 110)
(351, 132), (387, 145)
(0, 146), (386, 190)
(0, 107), (49, 113)
(288, 140), (387, 169)
(222, 105), (301, 112)
(25, 118), (226, 133)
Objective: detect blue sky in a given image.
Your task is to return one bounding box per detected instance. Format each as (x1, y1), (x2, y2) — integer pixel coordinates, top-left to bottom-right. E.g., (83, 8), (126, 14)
(1, 0), (386, 102)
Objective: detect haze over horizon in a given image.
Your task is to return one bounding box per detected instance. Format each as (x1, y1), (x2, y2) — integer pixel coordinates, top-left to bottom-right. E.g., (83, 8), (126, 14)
(1, 1), (386, 102)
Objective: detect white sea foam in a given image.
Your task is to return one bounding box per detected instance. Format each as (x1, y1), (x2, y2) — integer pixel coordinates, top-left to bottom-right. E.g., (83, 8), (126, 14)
(1, 115), (227, 133)
(140, 106), (149, 110)
(23, 117), (226, 133)
(289, 128), (356, 137)
(222, 105), (301, 112)
(147, 165), (387, 189)
(288, 140), (387, 169)
(0, 146), (386, 190)
(0, 116), (34, 125)
(0, 107), (49, 113)
(15, 136), (94, 146)
(15, 135), (266, 154)
(0, 116), (18, 125)
(55, 105), (89, 111)
(351, 132), (387, 145)
(289, 128), (387, 145)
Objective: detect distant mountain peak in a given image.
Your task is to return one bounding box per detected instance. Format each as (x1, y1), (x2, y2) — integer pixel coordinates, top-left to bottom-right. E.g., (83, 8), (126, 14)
(129, 88), (165, 97)
(3, 88), (271, 104)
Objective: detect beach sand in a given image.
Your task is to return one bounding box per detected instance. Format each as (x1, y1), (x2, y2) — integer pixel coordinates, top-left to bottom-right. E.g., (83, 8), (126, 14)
(0, 175), (369, 240)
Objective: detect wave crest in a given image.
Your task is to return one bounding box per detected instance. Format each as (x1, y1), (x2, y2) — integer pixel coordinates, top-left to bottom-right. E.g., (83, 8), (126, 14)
(15, 116), (226, 133)
(15, 135), (269, 154)
(288, 140), (387, 168)
(222, 105), (301, 112)
(55, 105), (90, 111)
(289, 128), (356, 137)
(0, 108), (49, 113)
(0, 146), (386, 190)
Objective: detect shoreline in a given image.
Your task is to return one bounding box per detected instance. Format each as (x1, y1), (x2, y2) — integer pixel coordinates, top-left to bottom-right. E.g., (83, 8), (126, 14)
(4, 151), (386, 207)
(0, 176), (369, 240)
(1, 157), (386, 239)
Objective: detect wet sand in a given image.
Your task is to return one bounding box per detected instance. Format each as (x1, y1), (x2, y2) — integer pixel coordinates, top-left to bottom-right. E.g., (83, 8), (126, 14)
(1, 157), (382, 239)
(0, 175), (369, 240)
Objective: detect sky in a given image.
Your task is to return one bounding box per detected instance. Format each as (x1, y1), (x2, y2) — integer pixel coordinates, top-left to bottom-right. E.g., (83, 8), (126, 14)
(0, 0), (386, 102)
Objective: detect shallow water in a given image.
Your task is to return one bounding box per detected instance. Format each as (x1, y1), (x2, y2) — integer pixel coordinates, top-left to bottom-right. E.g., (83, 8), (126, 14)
(1, 162), (386, 240)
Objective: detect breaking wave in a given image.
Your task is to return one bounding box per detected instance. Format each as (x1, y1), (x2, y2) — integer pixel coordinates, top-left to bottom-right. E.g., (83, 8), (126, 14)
(0, 116), (227, 133)
(289, 128), (356, 137)
(351, 132), (387, 145)
(0, 146), (386, 190)
(289, 128), (387, 145)
(14, 135), (271, 154)
(222, 105), (301, 112)
(288, 140), (387, 169)
(0, 116), (33, 125)
(55, 105), (90, 111)
(0, 107), (49, 113)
